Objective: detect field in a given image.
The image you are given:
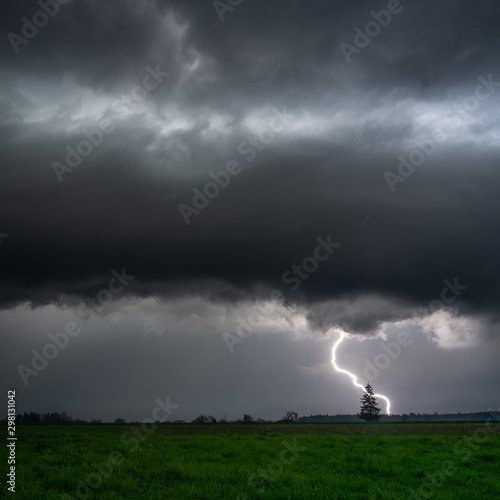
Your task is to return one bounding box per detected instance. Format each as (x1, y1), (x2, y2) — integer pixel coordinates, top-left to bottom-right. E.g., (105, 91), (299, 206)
(7, 423), (500, 499)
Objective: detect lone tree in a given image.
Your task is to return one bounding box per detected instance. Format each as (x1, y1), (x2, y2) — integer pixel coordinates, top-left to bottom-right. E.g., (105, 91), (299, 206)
(282, 411), (298, 423)
(358, 383), (381, 422)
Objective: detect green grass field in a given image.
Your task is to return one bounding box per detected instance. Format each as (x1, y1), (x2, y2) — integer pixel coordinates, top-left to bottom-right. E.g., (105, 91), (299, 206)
(6, 423), (500, 499)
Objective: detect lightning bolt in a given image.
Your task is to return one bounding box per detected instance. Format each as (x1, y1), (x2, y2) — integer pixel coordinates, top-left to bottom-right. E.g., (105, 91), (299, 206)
(331, 331), (391, 415)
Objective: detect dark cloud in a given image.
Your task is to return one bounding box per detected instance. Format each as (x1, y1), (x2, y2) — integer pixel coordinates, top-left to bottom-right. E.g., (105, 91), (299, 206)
(1, 146), (499, 326)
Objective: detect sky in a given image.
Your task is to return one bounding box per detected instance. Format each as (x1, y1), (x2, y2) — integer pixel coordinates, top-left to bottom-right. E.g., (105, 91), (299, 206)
(1, 0), (500, 422)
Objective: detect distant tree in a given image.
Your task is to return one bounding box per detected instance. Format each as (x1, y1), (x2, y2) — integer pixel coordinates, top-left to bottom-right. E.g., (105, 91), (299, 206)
(40, 412), (72, 424)
(61, 412), (72, 423)
(283, 411), (298, 422)
(16, 411), (73, 424)
(358, 384), (381, 423)
(19, 412), (41, 424)
(191, 415), (216, 424)
(243, 414), (254, 423)
(114, 418), (126, 424)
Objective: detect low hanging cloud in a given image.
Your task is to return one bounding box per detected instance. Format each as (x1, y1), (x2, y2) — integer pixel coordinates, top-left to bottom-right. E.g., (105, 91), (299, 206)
(1, 0), (500, 345)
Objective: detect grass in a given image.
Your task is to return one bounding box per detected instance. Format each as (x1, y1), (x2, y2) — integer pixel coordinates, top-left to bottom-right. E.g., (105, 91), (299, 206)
(6, 423), (500, 499)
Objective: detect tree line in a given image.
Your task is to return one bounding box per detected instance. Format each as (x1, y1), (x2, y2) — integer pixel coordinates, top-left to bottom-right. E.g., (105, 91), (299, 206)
(13, 412), (74, 424)
(2, 411), (300, 425)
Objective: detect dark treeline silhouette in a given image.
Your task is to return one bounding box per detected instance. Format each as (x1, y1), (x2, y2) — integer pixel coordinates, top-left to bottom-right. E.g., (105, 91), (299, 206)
(4, 410), (301, 425)
(1, 412), (103, 424)
(3, 410), (499, 425)
(189, 411), (300, 424)
(299, 411), (500, 423)
(14, 412), (73, 424)
(191, 414), (271, 424)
